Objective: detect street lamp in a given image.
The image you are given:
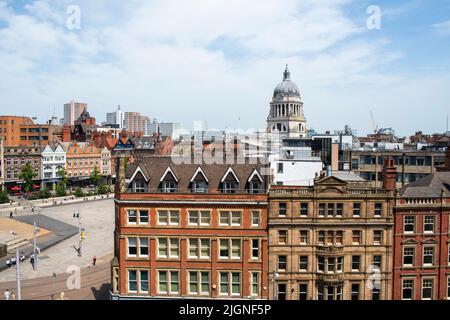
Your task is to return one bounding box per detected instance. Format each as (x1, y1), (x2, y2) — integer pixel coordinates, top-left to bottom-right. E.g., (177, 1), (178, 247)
(73, 211), (82, 256)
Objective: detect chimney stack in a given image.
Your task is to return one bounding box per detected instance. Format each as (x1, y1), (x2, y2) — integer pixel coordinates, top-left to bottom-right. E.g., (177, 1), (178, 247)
(383, 157), (397, 190)
(115, 155), (127, 195)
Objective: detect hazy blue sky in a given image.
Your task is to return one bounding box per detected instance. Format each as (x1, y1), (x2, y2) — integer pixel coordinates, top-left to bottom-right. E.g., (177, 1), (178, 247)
(0, 0), (449, 136)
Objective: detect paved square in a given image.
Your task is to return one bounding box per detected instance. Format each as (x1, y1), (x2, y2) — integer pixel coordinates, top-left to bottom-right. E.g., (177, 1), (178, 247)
(0, 199), (114, 282)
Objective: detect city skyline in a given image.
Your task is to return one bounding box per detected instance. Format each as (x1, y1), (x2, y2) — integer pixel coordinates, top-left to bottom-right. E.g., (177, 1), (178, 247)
(1, 1), (450, 135)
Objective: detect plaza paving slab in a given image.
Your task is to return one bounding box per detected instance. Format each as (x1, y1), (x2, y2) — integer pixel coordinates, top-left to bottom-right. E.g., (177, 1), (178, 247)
(0, 217), (51, 245)
(0, 199), (114, 282)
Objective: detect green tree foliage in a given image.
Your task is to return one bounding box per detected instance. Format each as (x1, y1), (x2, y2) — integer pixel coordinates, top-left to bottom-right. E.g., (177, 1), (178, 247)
(19, 162), (37, 194)
(56, 168), (68, 187)
(74, 187), (85, 198)
(0, 190), (9, 204)
(90, 166), (103, 187)
(56, 181), (67, 197)
(97, 182), (110, 195)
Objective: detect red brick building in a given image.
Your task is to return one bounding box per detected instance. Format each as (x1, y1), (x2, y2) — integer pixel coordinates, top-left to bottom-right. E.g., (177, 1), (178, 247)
(393, 172), (450, 300)
(111, 156), (269, 299)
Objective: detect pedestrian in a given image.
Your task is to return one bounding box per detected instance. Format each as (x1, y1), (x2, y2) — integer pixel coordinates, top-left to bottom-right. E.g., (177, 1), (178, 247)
(9, 211), (13, 219)
(92, 256), (97, 266)
(20, 254), (25, 263)
(11, 257), (16, 266)
(3, 289), (10, 300)
(6, 259), (11, 268)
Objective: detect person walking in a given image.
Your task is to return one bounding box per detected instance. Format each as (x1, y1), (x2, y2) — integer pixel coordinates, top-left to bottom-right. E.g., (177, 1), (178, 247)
(4, 289), (10, 300)
(9, 211), (13, 219)
(92, 256), (97, 266)
(6, 258), (11, 268)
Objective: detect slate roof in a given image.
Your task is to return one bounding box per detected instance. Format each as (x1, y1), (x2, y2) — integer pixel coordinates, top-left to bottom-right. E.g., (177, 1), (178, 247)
(399, 172), (450, 198)
(125, 156), (267, 193)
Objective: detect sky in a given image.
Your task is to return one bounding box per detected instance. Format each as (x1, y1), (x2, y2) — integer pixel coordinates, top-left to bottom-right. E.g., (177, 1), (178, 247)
(0, 0), (449, 136)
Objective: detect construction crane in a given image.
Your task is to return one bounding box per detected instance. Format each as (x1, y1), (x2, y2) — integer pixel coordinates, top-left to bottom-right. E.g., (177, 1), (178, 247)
(370, 110), (378, 134)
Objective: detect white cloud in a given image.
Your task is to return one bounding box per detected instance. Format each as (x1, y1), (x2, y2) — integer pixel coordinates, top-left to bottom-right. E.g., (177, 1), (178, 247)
(432, 20), (450, 35)
(0, 0), (448, 136)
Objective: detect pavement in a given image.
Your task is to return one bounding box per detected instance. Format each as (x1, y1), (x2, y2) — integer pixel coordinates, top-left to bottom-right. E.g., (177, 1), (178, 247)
(0, 214), (79, 273)
(0, 253), (112, 300)
(0, 198), (114, 283)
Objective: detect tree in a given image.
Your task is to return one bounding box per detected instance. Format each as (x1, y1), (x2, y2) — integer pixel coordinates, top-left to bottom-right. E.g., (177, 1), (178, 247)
(19, 162), (37, 194)
(37, 187), (51, 199)
(90, 166), (103, 187)
(97, 182), (110, 195)
(0, 190), (9, 204)
(57, 168), (68, 187)
(56, 181), (67, 197)
(74, 187), (84, 198)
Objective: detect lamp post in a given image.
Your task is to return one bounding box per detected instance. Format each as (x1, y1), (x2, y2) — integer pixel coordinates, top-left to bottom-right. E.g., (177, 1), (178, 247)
(16, 249), (21, 300)
(73, 211), (82, 256)
(33, 221), (38, 271)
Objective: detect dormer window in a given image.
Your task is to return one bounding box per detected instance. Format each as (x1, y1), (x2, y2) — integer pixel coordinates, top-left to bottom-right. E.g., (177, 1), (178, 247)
(190, 167), (209, 193)
(248, 181), (261, 194)
(160, 167), (179, 193)
(133, 181), (148, 193)
(192, 181), (208, 193)
(127, 166), (149, 193)
(222, 181), (237, 194)
(221, 167), (239, 194)
(162, 181), (177, 193)
(247, 169), (264, 194)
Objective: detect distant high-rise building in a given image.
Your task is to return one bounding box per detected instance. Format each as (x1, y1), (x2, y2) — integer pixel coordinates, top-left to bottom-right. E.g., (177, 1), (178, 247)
(159, 122), (180, 139)
(63, 101), (87, 125)
(106, 105), (124, 129)
(123, 112), (151, 136)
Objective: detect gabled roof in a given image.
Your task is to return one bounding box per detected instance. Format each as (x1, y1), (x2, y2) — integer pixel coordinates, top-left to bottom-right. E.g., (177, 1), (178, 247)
(160, 166), (179, 182)
(190, 167), (209, 183)
(220, 167), (240, 183)
(124, 157), (266, 193)
(129, 166), (149, 182)
(248, 168), (263, 182)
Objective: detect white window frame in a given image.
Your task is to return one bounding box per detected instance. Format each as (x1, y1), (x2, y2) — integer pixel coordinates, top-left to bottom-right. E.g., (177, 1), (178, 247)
(219, 211), (241, 226)
(251, 239), (259, 260)
(188, 271), (210, 295)
(157, 270), (179, 295)
(402, 279), (414, 300)
(403, 247), (415, 267)
(423, 216), (435, 234)
(157, 210), (179, 226)
(127, 269), (138, 293)
(188, 238), (210, 259)
(157, 237), (179, 258)
(404, 216), (415, 234)
(423, 246), (435, 266)
(127, 210), (137, 225)
(188, 210), (211, 226)
(139, 210), (149, 225)
(127, 237), (138, 258)
(421, 278), (434, 300)
(251, 211), (261, 227)
(250, 272), (259, 296)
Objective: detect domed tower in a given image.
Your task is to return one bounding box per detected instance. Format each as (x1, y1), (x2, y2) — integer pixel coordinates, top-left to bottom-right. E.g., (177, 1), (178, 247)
(267, 65), (307, 139)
